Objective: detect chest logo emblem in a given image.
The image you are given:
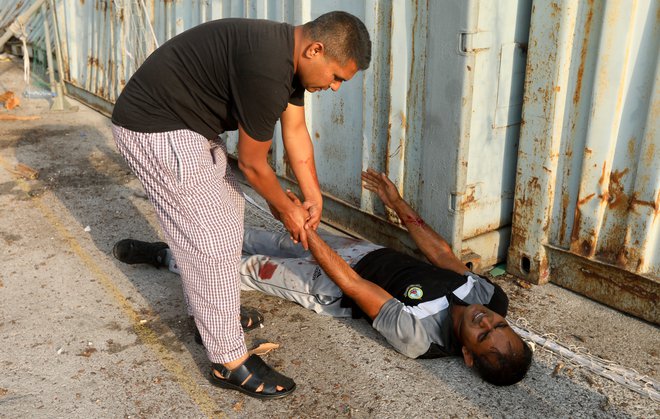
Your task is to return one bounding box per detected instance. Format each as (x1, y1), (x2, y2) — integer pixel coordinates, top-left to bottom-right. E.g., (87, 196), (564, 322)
(405, 285), (423, 300)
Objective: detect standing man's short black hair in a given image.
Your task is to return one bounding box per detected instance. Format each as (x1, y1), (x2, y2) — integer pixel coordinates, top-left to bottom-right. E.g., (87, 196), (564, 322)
(303, 11), (372, 70)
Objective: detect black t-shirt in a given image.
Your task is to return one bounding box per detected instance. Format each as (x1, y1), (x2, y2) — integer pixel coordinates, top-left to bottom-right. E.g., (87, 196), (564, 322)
(346, 248), (508, 320)
(112, 18), (305, 141)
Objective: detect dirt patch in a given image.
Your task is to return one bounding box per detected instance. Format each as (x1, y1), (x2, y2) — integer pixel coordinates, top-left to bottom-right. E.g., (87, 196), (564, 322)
(0, 231), (21, 245)
(5, 126), (134, 190)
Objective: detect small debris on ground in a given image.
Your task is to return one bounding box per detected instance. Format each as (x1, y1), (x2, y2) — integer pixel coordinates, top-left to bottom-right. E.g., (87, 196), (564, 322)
(248, 341), (280, 356)
(515, 278), (532, 289)
(78, 346), (97, 357)
(489, 263), (507, 277)
(0, 113), (40, 120)
(232, 400), (243, 412)
(11, 163), (39, 180)
(552, 361), (565, 377)
(0, 91), (19, 110)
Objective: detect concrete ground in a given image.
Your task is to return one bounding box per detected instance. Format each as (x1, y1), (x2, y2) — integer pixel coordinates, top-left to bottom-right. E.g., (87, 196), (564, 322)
(0, 57), (658, 418)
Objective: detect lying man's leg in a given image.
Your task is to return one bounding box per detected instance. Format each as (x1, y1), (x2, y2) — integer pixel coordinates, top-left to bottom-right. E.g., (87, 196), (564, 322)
(114, 228), (382, 317)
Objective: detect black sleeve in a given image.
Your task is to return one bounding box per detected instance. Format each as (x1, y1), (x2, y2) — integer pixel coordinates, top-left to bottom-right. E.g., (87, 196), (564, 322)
(230, 50), (292, 141)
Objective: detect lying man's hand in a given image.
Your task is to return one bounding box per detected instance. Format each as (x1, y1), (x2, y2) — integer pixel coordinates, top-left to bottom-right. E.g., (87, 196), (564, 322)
(361, 168), (402, 209)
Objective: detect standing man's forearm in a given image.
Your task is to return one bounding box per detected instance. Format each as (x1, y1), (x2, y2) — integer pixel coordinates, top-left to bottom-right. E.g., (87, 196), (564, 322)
(280, 103), (323, 229)
(237, 125), (311, 248)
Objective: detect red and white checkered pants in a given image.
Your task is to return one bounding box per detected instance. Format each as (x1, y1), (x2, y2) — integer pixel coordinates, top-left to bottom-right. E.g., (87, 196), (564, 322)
(113, 125), (246, 363)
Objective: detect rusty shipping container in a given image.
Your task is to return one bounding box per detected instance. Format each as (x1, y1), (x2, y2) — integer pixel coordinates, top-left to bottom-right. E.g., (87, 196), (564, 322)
(507, 0), (659, 324)
(0, 0), (533, 273)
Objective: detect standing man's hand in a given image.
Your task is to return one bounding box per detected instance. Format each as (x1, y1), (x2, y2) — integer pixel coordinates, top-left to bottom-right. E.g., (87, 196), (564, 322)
(283, 190), (312, 247)
(361, 168), (402, 209)
(279, 203), (311, 249)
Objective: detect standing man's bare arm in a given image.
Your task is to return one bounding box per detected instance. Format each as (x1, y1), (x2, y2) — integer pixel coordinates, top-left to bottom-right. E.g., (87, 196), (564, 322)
(361, 169), (468, 275)
(237, 125), (311, 248)
(280, 103), (323, 231)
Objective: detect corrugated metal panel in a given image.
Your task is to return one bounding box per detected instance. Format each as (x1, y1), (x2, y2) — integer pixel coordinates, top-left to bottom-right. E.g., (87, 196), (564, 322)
(508, 0), (659, 324)
(0, 0), (50, 66)
(1, 0), (533, 272)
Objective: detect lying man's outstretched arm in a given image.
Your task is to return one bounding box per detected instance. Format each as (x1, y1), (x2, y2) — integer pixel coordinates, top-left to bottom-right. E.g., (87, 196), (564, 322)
(282, 190), (392, 320)
(306, 229), (393, 320)
(361, 169), (468, 275)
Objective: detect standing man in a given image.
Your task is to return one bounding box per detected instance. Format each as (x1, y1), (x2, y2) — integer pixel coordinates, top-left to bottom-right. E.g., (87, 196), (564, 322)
(111, 12), (371, 399)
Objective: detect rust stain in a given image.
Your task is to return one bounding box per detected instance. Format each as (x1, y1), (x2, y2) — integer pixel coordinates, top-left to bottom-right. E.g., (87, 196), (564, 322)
(575, 266), (655, 300)
(554, 86), (561, 92)
(596, 220), (626, 266)
(643, 141), (656, 166)
(510, 224), (526, 248)
(559, 191), (569, 243)
(570, 193), (595, 249)
(577, 193), (596, 206)
(617, 246), (630, 268)
(461, 186), (477, 209)
(597, 161), (607, 186)
(538, 257), (550, 284)
(629, 192), (660, 214)
(607, 168), (630, 209)
(627, 136), (636, 157)
(579, 237), (595, 257)
(573, 0), (595, 106)
(314, 131), (320, 139)
(528, 176), (540, 190)
(550, 2), (561, 17)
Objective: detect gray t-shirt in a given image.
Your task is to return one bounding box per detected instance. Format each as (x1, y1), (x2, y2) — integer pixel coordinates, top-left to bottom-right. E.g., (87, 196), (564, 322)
(372, 273), (498, 359)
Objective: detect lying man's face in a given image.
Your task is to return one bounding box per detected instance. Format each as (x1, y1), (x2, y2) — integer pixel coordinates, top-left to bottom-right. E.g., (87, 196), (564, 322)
(456, 304), (525, 367)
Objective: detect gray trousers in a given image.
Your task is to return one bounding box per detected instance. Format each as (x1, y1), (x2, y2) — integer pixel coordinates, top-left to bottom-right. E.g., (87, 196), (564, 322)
(164, 228), (383, 317)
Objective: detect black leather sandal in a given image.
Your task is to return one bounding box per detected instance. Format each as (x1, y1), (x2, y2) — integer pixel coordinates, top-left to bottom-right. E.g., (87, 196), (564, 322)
(210, 354), (296, 399)
(194, 306), (264, 345)
(239, 306), (264, 331)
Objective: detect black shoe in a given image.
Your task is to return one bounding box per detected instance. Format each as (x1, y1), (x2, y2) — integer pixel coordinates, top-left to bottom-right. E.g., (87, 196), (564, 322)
(113, 239), (169, 269)
(193, 306), (264, 345)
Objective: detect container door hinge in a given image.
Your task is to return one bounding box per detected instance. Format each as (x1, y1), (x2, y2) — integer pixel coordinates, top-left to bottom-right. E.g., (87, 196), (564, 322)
(458, 31), (492, 54)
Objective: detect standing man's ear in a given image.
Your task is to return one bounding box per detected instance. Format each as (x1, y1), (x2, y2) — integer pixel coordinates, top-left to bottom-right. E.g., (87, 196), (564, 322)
(462, 346), (474, 368)
(304, 42), (324, 58)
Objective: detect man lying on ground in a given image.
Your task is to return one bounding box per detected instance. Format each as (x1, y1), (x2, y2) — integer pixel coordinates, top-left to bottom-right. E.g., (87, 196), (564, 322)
(114, 169), (532, 386)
